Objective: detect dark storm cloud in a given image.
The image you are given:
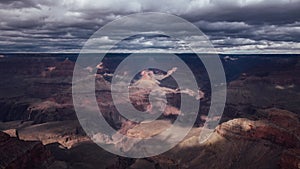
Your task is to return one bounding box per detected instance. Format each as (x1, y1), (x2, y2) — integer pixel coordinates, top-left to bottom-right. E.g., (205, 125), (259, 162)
(0, 0), (299, 53)
(183, 0), (300, 25)
(199, 21), (300, 42)
(0, 0), (37, 9)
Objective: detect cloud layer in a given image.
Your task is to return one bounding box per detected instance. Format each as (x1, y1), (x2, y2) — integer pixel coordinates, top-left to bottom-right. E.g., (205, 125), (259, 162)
(0, 0), (300, 53)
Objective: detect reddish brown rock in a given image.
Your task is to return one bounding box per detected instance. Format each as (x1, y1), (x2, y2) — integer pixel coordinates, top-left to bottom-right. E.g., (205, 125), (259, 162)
(43, 58), (75, 78)
(265, 108), (300, 135)
(18, 120), (88, 149)
(0, 131), (53, 169)
(216, 118), (300, 148)
(280, 149), (300, 169)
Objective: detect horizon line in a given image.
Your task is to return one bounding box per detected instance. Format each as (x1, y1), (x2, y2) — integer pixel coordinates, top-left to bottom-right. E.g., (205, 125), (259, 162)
(1, 52), (300, 55)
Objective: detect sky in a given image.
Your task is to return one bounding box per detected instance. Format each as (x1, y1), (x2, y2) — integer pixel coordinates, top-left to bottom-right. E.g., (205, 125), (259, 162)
(0, 0), (300, 53)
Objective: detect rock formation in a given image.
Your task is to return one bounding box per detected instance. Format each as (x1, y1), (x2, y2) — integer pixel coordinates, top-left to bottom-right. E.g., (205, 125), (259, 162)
(120, 108), (300, 169)
(0, 131), (52, 169)
(280, 148), (300, 169)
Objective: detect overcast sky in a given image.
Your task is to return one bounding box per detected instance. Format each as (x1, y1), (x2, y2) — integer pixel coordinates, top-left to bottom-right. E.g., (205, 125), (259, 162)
(0, 0), (300, 53)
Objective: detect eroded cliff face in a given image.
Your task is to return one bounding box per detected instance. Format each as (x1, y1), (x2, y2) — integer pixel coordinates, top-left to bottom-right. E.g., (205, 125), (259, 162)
(118, 108), (299, 169)
(0, 131), (52, 169)
(0, 57), (76, 124)
(226, 59), (300, 115)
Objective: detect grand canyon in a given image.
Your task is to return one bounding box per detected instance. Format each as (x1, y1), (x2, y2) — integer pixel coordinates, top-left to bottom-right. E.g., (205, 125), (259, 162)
(0, 53), (299, 169)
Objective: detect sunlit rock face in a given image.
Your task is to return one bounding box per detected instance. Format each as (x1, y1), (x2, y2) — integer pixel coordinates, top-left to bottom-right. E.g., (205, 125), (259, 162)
(0, 131), (53, 169)
(216, 117), (300, 148)
(18, 120), (88, 149)
(122, 108), (299, 169)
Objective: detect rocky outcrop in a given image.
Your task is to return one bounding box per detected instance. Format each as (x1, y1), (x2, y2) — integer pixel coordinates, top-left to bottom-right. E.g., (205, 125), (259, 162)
(0, 100), (76, 124)
(18, 120), (88, 149)
(121, 109), (300, 169)
(217, 108), (300, 146)
(126, 120), (172, 139)
(0, 131), (53, 169)
(216, 118), (300, 148)
(92, 120), (172, 153)
(43, 58), (74, 78)
(27, 101), (76, 124)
